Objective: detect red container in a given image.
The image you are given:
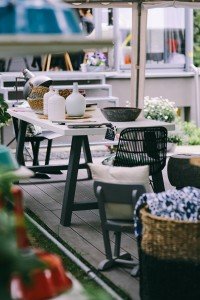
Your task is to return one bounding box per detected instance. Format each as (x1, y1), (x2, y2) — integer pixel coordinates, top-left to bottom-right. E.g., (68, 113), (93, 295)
(11, 251), (73, 300)
(12, 186), (30, 249)
(37, 251), (73, 295)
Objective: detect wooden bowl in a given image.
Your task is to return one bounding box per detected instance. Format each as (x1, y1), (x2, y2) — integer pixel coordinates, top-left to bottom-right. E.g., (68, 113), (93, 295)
(101, 107), (142, 122)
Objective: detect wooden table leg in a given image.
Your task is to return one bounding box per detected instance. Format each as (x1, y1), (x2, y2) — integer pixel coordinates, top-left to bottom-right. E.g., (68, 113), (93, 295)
(82, 135), (92, 179)
(60, 136), (83, 226)
(12, 117), (19, 140)
(60, 135), (97, 227)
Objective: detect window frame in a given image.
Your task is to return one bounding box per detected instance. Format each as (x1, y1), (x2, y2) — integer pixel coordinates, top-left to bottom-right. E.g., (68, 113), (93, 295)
(111, 7), (193, 72)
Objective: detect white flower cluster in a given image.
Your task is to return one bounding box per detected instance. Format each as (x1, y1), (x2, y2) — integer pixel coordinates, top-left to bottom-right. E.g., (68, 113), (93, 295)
(143, 96), (177, 123)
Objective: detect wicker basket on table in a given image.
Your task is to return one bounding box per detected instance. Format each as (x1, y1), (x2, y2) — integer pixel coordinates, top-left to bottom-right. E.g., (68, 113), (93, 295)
(27, 87), (72, 114)
(27, 86), (49, 114)
(139, 207), (200, 300)
(59, 89), (71, 98)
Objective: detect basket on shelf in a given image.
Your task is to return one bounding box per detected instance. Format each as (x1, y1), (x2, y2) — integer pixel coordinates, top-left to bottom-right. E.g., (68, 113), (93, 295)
(139, 207), (200, 300)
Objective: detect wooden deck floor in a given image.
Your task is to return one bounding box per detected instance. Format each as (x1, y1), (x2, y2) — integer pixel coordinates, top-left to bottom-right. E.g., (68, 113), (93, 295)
(19, 157), (173, 300)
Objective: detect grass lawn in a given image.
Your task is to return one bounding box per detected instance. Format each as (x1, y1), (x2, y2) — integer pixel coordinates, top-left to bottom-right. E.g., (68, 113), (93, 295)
(26, 210), (131, 300)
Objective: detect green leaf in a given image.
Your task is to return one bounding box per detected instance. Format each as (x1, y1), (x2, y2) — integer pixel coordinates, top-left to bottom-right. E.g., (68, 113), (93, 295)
(0, 96), (11, 127)
(0, 210), (45, 289)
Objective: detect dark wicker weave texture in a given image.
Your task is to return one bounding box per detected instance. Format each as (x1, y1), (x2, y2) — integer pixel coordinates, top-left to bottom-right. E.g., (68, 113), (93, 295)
(140, 208), (200, 262)
(139, 208), (200, 300)
(114, 127), (167, 176)
(140, 251), (200, 300)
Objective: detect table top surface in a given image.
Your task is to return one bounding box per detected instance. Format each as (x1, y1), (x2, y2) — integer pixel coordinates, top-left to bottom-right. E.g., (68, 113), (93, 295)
(8, 107), (175, 136)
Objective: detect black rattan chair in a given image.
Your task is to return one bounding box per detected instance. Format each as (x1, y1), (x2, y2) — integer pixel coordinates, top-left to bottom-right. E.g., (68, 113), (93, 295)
(25, 131), (62, 166)
(94, 181), (146, 276)
(113, 127), (167, 193)
(12, 118), (62, 166)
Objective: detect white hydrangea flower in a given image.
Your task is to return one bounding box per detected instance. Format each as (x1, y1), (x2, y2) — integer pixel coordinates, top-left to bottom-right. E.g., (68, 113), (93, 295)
(143, 96), (177, 123)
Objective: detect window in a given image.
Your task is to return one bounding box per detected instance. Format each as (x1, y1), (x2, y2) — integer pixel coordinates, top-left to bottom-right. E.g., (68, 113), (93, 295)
(146, 8), (185, 68)
(111, 7), (187, 70)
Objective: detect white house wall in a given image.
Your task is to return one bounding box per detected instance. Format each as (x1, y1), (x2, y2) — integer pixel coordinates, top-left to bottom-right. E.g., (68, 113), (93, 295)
(107, 73), (197, 123)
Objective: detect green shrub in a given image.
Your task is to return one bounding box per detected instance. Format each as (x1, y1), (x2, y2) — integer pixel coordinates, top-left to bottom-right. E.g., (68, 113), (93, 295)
(0, 95), (10, 127)
(167, 134), (183, 145)
(194, 10), (200, 67)
(178, 121), (200, 145)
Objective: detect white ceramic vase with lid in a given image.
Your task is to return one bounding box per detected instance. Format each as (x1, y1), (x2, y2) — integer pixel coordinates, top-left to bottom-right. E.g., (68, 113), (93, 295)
(66, 82), (86, 117)
(43, 86), (55, 116)
(48, 90), (66, 121)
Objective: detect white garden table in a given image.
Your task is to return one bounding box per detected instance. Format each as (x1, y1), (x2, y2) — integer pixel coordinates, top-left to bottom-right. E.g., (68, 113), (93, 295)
(8, 107), (175, 226)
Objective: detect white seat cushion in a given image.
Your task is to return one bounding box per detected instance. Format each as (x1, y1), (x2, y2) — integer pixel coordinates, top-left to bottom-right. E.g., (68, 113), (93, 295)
(88, 163), (151, 220)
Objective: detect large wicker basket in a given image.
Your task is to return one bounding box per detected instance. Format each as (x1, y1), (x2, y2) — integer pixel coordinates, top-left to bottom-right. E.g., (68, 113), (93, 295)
(139, 207), (200, 300)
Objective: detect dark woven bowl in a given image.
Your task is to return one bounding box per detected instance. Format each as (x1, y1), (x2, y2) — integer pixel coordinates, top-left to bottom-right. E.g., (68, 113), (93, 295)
(101, 107), (142, 122)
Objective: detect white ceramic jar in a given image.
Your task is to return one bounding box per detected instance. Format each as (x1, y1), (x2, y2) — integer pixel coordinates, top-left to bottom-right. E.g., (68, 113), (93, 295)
(65, 82), (86, 117)
(48, 90), (66, 121)
(43, 86), (55, 116)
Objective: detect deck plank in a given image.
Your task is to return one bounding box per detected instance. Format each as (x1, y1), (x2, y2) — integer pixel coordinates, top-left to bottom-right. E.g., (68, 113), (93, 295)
(57, 212), (140, 300)
(20, 177), (140, 299)
(75, 210), (138, 258)
(21, 183), (62, 210)
(17, 150), (175, 300)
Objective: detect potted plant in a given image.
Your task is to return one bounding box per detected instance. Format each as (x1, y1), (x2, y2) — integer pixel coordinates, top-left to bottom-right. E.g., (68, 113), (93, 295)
(167, 133), (183, 152)
(0, 146), (74, 299)
(85, 51), (107, 72)
(0, 95), (11, 144)
(0, 209), (44, 300)
(0, 95), (10, 127)
(143, 96), (177, 123)
(0, 146), (46, 299)
(0, 167), (44, 300)
(144, 96), (180, 152)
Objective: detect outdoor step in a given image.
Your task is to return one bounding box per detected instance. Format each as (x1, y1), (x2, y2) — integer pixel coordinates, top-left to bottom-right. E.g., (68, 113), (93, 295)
(0, 71), (106, 84)
(0, 83), (111, 91)
(85, 96), (119, 105)
(41, 71), (106, 81)
(6, 96), (119, 107)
